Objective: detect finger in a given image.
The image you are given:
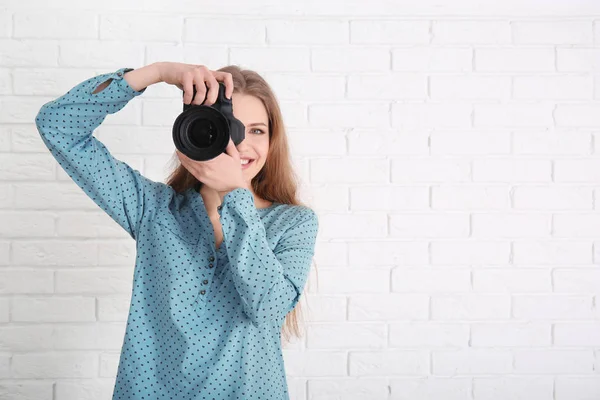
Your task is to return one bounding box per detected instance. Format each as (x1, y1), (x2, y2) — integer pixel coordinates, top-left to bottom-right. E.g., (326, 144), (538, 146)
(204, 68), (219, 106)
(213, 71), (234, 99)
(224, 138), (239, 159)
(182, 71), (195, 105)
(178, 151), (206, 179)
(192, 68), (207, 106)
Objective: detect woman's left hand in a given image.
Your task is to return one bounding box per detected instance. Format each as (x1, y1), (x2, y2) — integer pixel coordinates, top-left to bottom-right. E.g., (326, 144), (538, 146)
(176, 138), (250, 198)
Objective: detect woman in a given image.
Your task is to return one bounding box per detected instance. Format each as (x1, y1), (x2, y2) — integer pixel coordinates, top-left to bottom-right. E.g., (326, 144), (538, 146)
(34, 62), (319, 400)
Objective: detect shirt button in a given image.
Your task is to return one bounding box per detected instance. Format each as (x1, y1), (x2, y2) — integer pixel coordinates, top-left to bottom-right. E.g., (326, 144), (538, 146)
(208, 263), (214, 268)
(217, 205), (222, 211)
(203, 279), (208, 284)
(117, 71), (122, 76)
(209, 256), (215, 262)
(200, 290), (206, 295)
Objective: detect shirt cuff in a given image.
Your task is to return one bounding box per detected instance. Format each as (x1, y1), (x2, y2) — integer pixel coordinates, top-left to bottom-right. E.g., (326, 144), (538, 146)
(112, 67), (147, 97)
(217, 187), (261, 224)
(88, 67), (147, 98)
(217, 187), (253, 212)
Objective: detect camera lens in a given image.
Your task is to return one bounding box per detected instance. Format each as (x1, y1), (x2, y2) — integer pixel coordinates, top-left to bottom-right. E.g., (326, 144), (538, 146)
(173, 82), (246, 161)
(188, 119), (217, 148)
(173, 106), (230, 161)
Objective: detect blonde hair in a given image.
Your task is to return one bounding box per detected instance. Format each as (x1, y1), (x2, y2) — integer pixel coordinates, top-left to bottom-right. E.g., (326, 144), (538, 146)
(164, 65), (318, 346)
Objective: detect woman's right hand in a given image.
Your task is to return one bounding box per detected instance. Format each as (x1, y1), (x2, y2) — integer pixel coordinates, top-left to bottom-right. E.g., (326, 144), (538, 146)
(155, 62), (234, 106)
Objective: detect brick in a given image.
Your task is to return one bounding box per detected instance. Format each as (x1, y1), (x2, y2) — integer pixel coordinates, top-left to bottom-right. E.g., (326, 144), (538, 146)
(349, 293), (429, 320)
(313, 47), (390, 72)
(393, 47), (472, 72)
(186, 18), (264, 44)
(389, 322), (469, 347)
(268, 20), (347, 44)
(475, 48), (554, 72)
(15, 11), (97, 39)
(432, 20), (510, 44)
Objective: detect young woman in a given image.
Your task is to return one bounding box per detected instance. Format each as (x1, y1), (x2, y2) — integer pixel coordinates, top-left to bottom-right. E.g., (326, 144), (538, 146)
(35, 62), (319, 400)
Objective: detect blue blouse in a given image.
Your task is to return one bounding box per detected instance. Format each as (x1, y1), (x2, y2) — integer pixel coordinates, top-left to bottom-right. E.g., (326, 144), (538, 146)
(34, 67), (319, 399)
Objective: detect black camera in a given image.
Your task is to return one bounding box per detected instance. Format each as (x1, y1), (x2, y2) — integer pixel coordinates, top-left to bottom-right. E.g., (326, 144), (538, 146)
(172, 82), (245, 161)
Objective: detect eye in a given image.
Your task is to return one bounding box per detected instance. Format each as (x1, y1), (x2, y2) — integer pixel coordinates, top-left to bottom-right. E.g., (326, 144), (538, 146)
(250, 128), (265, 134)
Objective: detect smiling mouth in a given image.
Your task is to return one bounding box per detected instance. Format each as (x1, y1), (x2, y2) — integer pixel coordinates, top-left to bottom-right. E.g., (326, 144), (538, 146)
(241, 159), (255, 168)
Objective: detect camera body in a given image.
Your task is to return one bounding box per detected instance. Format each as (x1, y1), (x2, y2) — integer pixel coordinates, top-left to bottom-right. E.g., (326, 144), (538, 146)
(172, 82), (245, 161)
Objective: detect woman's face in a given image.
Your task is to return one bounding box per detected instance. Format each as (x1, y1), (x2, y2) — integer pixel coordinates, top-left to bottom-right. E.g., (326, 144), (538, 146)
(231, 93), (270, 184)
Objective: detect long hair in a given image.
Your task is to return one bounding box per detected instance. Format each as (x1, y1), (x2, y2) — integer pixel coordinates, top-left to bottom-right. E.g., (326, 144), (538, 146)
(164, 65), (318, 346)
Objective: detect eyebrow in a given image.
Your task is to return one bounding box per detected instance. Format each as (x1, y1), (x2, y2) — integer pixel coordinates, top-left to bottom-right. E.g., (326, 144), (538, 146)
(248, 123), (268, 128)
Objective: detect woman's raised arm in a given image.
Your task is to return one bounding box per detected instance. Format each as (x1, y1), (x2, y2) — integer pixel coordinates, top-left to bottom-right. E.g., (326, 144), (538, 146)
(35, 65), (169, 240)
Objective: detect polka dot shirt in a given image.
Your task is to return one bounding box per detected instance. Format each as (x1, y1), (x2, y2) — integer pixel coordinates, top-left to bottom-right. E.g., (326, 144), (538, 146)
(34, 67), (319, 400)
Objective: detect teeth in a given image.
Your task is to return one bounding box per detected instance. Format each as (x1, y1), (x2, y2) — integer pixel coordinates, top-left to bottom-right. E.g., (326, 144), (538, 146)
(241, 159), (251, 165)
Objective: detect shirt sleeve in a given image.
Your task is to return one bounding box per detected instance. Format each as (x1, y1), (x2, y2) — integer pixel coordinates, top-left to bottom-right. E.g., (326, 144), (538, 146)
(34, 67), (161, 241)
(218, 187), (319, 327)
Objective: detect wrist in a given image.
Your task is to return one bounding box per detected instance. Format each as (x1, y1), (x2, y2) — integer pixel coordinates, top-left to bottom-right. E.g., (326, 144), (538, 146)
(152, 62), (164, 83)
(123, 63), (162, 92)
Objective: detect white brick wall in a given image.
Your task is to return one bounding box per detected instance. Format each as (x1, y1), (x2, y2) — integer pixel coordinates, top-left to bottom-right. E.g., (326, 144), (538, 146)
(2, 0), (600, 399)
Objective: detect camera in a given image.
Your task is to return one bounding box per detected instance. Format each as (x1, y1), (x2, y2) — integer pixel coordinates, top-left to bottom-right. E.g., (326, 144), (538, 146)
(172, 82), (245, 161)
